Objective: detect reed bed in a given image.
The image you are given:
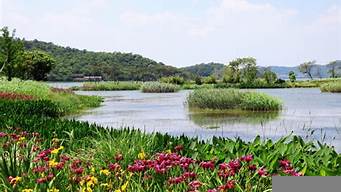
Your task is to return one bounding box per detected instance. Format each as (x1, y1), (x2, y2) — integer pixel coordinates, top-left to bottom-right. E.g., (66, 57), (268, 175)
(81, 81), (141, 91)
(187, 89), (282, 111)
(141, 82), (180, 93)
(320, 81), (341, 93)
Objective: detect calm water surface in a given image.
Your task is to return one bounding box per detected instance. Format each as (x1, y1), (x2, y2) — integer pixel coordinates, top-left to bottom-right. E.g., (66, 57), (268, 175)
(66, 88), (341, 151)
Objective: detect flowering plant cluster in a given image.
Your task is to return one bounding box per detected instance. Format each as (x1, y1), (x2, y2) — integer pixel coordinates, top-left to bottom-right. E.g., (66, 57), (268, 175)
(0, 129), (304, 192)
(0, 92), (35, 100)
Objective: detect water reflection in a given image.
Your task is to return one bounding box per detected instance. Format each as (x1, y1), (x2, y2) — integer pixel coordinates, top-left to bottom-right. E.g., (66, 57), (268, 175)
(188, 110), (280, 128)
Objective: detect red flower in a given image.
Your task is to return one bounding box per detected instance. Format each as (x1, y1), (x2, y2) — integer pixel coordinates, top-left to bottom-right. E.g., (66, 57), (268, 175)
(115, 153), (123, 161)
(108, 163), (121, 171)
(199, 161), (215, 170)
(174, 145), (184, 151)
(241, 155), (253, 162)
(182, 171), (197, 179)
(248, 164), (257, 171)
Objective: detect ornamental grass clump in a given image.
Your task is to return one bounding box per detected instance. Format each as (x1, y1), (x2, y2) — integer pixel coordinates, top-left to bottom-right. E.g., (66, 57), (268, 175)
(320, 82), (341, 93)
(141, 82), (180, 93)
(187, 89), (282, 111)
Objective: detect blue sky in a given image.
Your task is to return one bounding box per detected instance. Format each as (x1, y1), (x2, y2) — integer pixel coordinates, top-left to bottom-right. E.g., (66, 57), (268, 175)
(1, 0), (340, 67)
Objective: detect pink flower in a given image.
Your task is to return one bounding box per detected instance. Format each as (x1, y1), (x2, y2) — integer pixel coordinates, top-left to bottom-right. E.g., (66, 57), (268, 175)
(279, 160), (291, 168)
(36, 177), (47, 184)
(0, 132), (6, 137)
(199, 161), (215, 170)
(258, 168), (268, 177)
(168, 176), (184, 184)
(189, 180), (202, 190)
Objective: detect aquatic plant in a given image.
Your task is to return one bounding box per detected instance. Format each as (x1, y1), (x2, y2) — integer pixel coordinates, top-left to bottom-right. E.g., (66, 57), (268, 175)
(320, 81), (341, 93)
(187, 89), (282, 111)
(141, 82), (180, 93)
(81, 81), (141, 91)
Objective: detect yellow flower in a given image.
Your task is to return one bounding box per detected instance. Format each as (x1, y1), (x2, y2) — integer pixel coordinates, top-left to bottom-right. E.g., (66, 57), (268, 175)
(10, 176), (21, 185)
(48, 159), (58, 167)
(100, 169), (110, 176)
(51, 146), (64, 154)
(138, 151), (146, 160)
(86, 176), (98, 188)
(100, 183), (111, 189)
(90, 167), (95, 173)
(22, 189), (33, 192)
(121, 181), (129, 191)
(19, 137), (26, 142)
(165, 149), (172, 154)
(47, 187), (60, 192)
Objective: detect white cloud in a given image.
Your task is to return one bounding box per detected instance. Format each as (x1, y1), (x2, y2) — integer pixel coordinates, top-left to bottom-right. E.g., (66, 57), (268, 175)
(1, 0), (340, 67)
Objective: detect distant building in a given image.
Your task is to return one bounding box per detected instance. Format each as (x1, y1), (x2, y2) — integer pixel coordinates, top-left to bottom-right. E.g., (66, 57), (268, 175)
(72, 74), (102, 81)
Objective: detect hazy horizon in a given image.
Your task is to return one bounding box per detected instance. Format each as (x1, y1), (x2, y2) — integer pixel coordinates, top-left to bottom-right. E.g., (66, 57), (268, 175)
(1, 0), (340, 67)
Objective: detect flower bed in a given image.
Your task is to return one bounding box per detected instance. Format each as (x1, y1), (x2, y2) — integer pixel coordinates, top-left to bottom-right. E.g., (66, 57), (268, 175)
(0, 129), (306, 192)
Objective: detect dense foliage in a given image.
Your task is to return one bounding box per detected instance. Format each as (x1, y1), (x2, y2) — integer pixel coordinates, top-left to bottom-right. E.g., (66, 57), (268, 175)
(0, 27), (55, 81)
(23, 40), (182, 81)
(187, 89), (282, 111)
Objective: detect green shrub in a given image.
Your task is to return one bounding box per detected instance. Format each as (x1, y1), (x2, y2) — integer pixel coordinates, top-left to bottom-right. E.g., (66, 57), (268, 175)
(160, 76), (185, 85)
(320, 82), (341, 93)
(81, 81), (141, 91)
(141, 82), (180, 93)
(187, 89), (282, 111)
(203, 76), (217, 84)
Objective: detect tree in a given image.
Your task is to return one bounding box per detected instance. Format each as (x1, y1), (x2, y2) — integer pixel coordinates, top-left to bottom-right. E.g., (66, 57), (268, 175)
(21, 50), (55, 81)
(263, 70), (277, 85)
(328, 61), (338, 78)
(223, 57), (257, 84)
(299, 60), (315, 80)
(239, 57), (257, 83)
(288, 71), (296, 82)
(0, 27), (24, 81)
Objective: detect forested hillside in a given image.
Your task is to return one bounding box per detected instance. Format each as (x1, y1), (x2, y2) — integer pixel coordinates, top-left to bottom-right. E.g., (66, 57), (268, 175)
(23, 40), (181, 81)
(181, 63), (225, 78)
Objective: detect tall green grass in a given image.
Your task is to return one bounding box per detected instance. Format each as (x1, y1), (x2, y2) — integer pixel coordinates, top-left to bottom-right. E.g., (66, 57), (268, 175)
(0, 79), (102, 114)
(141, 82), (180, 93)
(81, 81), (141, 91)
(320, 82), (341, 93)
(187, 89), (282, 111)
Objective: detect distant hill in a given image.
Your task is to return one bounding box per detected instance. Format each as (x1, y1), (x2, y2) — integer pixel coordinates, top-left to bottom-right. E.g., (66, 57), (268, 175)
(23, 39), (340, 81)
(182, 61), (341, 80)
(180, 63), (225, 78)
(269, 61), (341, 79)
(24, 40), (181, 81)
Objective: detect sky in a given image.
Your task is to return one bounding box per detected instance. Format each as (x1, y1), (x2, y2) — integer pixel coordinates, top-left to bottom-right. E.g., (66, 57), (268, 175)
(0, 0), (340, 67)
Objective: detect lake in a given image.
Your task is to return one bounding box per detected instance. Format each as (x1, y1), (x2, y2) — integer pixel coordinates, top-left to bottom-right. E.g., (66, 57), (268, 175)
(63, 87), (341, 151)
